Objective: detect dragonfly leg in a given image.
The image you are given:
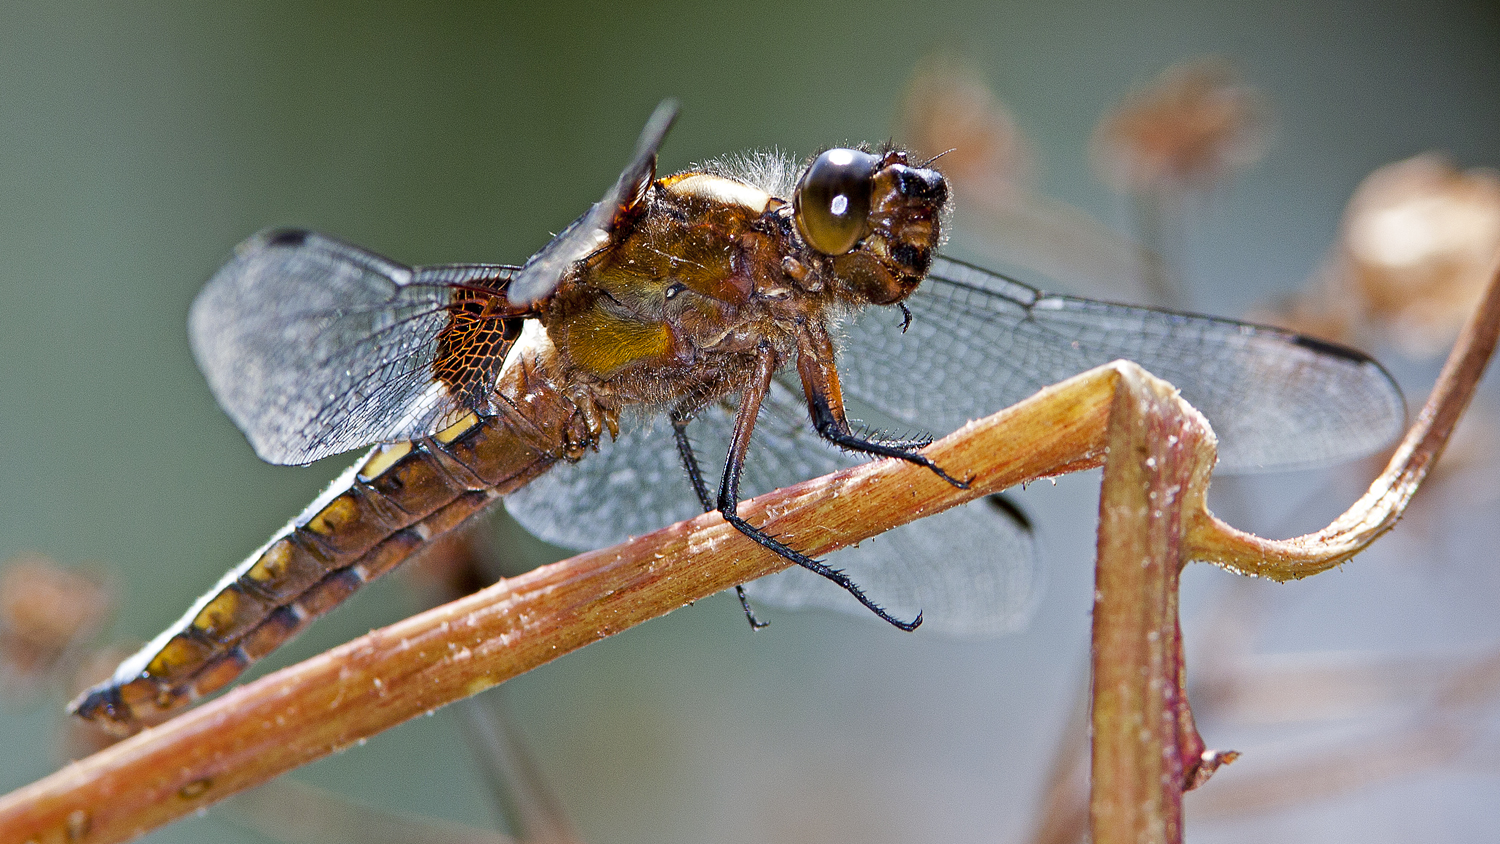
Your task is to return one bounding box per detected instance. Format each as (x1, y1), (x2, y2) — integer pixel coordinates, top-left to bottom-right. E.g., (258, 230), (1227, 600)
(672, 411), (767, 630)
(795, 322), (969, 489)
(809, 399), (969, 488)
(716, 344), (922, 632)
(670, 410), (716, 512)
(732, 584), (765, 628)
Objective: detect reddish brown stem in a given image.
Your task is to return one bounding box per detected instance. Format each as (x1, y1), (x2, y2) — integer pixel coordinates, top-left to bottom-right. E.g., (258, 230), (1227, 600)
(3, 260), (1495, 844)
(1090, 365), (1217, 844)
(1189, 257), (1500, 578)
(0, 361), (1116, 844)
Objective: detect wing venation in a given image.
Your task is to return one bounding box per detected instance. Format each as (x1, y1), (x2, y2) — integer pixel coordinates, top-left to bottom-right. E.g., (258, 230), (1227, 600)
(838, 256), (1406, 473)
(189, 229), (519, 464)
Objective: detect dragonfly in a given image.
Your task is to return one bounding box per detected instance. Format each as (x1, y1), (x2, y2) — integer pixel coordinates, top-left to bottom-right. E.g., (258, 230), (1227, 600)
(70, 100), (1405, 734)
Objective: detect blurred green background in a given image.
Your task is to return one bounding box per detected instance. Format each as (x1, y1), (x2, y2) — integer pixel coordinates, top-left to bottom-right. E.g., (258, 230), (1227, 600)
(2, 2), (1497, 843)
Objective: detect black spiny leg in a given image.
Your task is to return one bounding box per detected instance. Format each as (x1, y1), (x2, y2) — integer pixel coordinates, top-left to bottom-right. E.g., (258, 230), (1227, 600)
(795, 321), (969, 489)
(672, 410), (767, 630)
(714, 344), (922, 632)
(807, 395), (970, 488)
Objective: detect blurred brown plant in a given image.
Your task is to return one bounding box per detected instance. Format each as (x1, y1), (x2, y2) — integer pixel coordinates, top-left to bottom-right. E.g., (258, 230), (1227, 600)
(896, 53), (1157, 302)
(897, 52), (1035, 205)
(1276, 154), (1500, 356)
(0, 553), (113, 699)
(1089, 57), (1271, 305)
(1182, 577), (1500, 824)
(1091, 58), (1270, 196)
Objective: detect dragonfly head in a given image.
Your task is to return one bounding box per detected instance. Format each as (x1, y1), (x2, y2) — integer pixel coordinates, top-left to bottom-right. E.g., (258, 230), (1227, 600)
(792, 147), (948, 306)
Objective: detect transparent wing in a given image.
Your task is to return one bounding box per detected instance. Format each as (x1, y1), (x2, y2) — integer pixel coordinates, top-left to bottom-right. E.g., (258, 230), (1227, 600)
(189, 228), (518, 465)
(505, 375), (1042, 637)
(506, 254), (1408, 633)
(745, 495), (1039, 638)
(508, 100), (679, 305)
(840, 256), (1407, 473)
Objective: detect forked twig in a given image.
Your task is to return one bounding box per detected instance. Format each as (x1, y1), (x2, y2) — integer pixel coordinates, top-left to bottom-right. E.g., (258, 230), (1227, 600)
(1190, 253), (1500, 578)
(1088, 255), (1500, 844)
(1, 260), (1495, 844)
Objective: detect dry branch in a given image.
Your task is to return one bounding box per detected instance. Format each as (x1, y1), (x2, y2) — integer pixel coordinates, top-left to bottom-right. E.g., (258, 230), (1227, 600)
(2, 260), (1496, 844)
(1188, 257), (1500, 578)
(1086, 256), (1500, 843)
(1090, 366), (1217, 843)
(0, 359), (1117, 844)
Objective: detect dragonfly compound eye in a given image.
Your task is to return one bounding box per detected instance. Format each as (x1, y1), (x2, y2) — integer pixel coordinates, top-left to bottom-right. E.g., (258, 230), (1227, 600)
(794, 148), (878, 256)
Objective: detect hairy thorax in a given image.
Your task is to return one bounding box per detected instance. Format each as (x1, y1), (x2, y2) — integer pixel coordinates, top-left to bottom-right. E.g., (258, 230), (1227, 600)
(539, 173), (837, 419)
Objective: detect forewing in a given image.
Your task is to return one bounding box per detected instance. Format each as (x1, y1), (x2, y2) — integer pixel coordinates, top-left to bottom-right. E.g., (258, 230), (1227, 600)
(507, 100), (679, 305)
(505, 375), (1042, 637)
(189, 229), (518, 464)
(839, 256), (1407, 473)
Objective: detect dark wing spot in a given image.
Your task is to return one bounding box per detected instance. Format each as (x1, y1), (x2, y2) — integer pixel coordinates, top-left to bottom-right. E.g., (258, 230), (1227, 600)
(1290, 333), (1377, 365)
(985, 493), (1034, 533)
(264, 229), (311, 248)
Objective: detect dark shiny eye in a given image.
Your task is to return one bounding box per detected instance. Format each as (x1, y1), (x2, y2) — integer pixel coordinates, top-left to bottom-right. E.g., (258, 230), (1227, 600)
(794, 148), (878, 255)
(664, 282), (686, 300)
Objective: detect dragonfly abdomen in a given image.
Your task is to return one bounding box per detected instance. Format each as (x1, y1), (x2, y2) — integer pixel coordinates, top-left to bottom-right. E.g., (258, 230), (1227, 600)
(72, 373), (584, 734)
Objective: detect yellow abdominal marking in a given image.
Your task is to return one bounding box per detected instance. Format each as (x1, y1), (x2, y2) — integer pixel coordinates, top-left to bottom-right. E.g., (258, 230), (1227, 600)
(435, 411), (481, 443)
(245, 539), (297, 585)
(358, 441), (413, 480)
(192, 588), (251, 639)
(304, 494), (360, 537)
(145, 635), (212, 677)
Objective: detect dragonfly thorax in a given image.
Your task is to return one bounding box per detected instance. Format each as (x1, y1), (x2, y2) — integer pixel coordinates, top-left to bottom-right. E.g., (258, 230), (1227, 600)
(539, 149), (948, 412)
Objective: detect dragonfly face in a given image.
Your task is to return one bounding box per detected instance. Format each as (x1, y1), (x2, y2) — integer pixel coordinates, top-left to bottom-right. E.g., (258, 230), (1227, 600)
(70, 101), (1405, 733)
(795, 147), (947, 305)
